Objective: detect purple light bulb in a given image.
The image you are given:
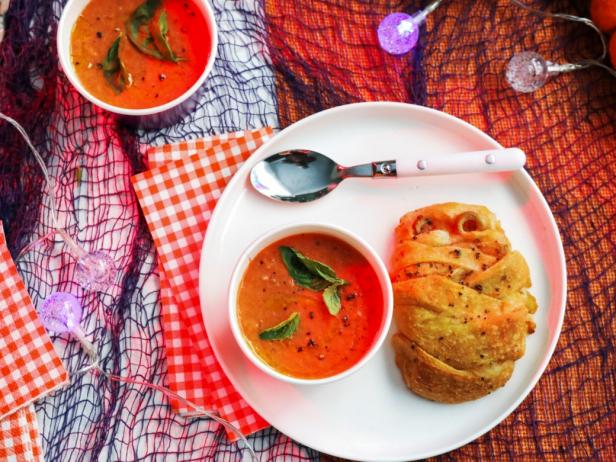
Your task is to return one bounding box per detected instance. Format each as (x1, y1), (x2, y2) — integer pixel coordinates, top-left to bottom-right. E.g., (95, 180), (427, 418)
(378, 13), (419, 55)
(75, 250), (116, 292)
(39, 292), (97, 360)
(39, 292), (83, 333)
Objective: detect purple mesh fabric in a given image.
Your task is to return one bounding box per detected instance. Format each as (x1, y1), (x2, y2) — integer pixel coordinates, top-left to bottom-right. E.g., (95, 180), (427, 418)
(1, 0), (615, 460)
(0, 0), (316, 460)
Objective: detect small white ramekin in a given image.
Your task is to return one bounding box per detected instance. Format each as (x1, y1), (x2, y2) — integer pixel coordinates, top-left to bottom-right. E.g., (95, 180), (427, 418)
(228, 223), (394, 385)
(57, 0), (218, 128)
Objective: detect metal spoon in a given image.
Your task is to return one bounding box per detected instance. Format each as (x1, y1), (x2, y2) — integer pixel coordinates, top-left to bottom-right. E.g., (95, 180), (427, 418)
(250, 148), (526, 202)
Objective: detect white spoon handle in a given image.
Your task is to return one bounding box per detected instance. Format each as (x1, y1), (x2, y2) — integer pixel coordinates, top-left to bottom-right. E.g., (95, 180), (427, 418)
(391, 148), (526, 177)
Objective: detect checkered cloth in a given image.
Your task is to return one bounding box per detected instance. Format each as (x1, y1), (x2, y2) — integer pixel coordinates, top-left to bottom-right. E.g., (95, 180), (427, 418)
(0, 222), (68, 460)
(132, 128), (274, 440)
(0, 406), (42, 462)
(0, 223), (68, 419)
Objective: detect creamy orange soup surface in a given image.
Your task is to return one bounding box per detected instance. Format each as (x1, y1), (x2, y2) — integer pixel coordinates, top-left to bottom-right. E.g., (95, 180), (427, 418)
(237, 233), (384, 379)
(71, 0), (210, 109)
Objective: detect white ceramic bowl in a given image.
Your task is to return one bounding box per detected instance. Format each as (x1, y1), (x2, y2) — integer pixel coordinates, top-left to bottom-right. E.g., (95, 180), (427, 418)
(57, 0), (218, 128)
(228, 223), (394, 385)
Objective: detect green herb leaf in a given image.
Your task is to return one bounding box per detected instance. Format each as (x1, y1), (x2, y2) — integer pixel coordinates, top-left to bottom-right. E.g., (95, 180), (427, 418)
(126, 0), (184, 62)
(279, 246), (347, 288)
(279, 246), (330, 291)
(102, 35), (131, 93)
(259, 312), (300, 341)
(279, 246), (348, 316)
(295, 254), (339, 283)
(126, 0), (165, 59)
(323, 283), (344, 316)
(150, 10), (185, 62)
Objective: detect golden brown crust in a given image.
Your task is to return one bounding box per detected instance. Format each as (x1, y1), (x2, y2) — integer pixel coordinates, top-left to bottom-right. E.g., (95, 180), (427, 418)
(392, 334), (514, 403)
(391, 203), (536, 403)
(394, 276), (528, 370)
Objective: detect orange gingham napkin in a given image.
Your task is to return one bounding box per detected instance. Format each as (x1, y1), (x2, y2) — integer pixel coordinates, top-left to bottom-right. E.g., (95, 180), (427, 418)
(0, 406), (43, 462)
(132, 128), (274, 440)
(0, 222), (69, 460)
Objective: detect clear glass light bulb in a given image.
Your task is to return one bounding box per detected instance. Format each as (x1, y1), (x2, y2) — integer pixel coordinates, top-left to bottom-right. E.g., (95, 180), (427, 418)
(75, 250), (116, 292)
(506, 51), (550, 93)
(378, 12), (420, 55)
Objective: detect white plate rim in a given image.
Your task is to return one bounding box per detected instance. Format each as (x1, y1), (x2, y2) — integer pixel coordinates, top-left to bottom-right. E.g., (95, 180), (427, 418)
(199, 102), (567, 460)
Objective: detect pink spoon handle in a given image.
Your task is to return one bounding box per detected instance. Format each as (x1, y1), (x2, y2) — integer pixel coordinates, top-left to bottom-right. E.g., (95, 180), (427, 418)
(388, 148), (526, 177)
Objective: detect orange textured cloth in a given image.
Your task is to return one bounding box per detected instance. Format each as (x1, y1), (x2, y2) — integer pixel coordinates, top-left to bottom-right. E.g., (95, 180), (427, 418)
(264, 0), (615, 460)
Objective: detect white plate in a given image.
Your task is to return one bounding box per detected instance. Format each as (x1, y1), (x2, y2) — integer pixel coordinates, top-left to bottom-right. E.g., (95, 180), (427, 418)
(199, 102), (567, 461)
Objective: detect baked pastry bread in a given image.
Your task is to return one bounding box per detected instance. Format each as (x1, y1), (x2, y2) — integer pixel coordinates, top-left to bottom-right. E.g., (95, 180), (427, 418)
(391, 203), (536, 403)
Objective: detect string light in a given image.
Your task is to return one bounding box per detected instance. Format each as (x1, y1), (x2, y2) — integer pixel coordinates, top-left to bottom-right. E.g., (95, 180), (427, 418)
(4, 2), (611, 450)
(377, 0), (616, 91)
(39, 292), (97, 360)
(506, 0), (616, 92)
(0, 113), (256, 456)
(506, 51), (556, 93)
(378, 0), (443, 55)
(0, 112), (117, 292)
(39, 292), (257, 459)
(75, 250), (116, 292)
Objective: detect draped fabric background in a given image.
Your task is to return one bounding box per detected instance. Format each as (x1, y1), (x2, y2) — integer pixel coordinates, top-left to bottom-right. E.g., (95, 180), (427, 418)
(0, 0), (614, 461)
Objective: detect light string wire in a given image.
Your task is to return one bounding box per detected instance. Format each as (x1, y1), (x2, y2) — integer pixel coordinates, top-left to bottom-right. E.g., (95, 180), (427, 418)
(0, 112), (87, 260)
(72, 358), (257, 460)
(0, 111), (257, 460)
(413, 0), (444, 23)
(4, 2), (609, 455)
(510, 0), (616, 78)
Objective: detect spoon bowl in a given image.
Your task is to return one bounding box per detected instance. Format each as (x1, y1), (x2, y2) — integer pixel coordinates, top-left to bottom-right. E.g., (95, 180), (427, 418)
(250, 150), (343, 202)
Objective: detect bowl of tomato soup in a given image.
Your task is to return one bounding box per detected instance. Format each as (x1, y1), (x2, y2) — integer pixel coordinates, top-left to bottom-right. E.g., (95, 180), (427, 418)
(229, 223), (393, 385)
(57, 0), (217, 128)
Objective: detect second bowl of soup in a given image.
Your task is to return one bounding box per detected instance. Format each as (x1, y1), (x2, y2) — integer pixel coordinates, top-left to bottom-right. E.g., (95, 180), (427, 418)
(58, 0), (217, 127)
(229, 223), (393, 385)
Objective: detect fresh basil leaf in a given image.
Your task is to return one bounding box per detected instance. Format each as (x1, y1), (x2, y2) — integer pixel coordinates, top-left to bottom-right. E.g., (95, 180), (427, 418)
(280, 246), (347, 288)
(296, 254), (340, 284)
(126, 0), (164, 59)
(279, 246), (330, 291)
(278, 246), (348, 317)
(151, 10), (185, 62)
(126, 1), (184, 62)
(323, 283), (344, 316)
(259, 312), (300, 341)
(102, 35), (130, 93)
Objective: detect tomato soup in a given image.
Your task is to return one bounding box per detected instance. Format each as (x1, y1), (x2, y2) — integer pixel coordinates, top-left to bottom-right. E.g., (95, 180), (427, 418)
(70, 0), (211, 109)
(237, 233), (384, 379)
